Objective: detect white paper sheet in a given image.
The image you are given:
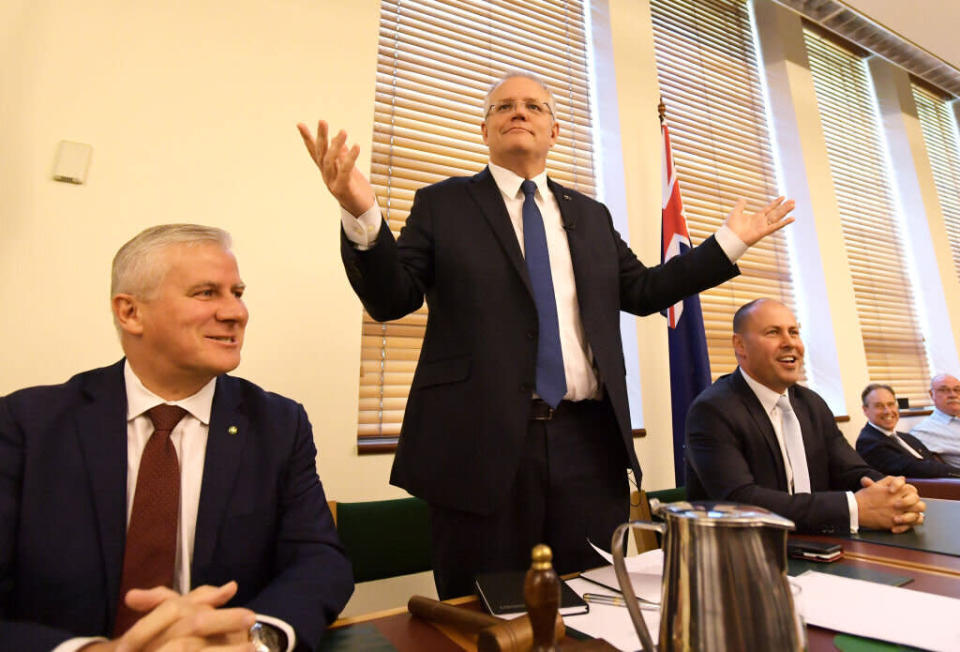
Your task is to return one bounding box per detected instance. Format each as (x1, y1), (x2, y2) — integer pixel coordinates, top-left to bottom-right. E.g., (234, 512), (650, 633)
(563, 548), (665, 651)
(794, 571), (960, 652)
(565, 577), (656, 651)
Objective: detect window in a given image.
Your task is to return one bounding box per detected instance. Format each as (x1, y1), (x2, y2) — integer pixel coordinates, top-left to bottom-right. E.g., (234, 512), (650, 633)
(912, 83), (960, 284)
(360, 0), (597, 450)
(804, 28), (932, 407)
(650, 0), (801, 380)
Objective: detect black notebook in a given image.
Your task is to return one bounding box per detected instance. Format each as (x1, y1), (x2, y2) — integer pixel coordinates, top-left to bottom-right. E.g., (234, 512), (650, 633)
(474, 571), (589, 617)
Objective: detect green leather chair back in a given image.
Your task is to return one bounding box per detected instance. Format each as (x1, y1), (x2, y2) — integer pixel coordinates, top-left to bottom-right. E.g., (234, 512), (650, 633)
(333, 497), (432, 583)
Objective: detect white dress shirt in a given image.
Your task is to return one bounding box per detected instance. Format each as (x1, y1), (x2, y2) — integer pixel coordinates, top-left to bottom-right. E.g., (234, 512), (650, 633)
(342, 162), (748, 400)
(740, 370), (859, 532)
(55, 363), (293, 652)
(910, 408), (960, 467)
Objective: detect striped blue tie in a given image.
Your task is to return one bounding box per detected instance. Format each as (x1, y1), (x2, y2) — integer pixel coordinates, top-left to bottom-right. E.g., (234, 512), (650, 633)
(521, 179), (566, 408)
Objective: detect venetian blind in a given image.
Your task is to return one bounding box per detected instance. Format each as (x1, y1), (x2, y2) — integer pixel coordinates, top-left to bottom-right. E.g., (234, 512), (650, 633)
(650, 0), (800, 380)
(360, 0), (597, 450)
(804, 29), (932, 407)
(912, 83), (960, 284)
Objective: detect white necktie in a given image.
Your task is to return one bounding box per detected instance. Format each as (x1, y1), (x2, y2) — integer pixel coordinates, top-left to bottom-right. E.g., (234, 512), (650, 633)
(777, 395), (810, 494)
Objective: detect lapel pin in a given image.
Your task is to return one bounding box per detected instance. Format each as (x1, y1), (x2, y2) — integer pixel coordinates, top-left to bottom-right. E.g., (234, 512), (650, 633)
(563, 194), (571, 200)
(227, 426), (238, 435)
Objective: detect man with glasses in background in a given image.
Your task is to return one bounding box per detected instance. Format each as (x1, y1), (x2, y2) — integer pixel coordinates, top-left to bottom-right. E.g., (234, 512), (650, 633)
(299, 70), (795, 598)
(910, 374), (960, 467)
(856, 383), (960, 478)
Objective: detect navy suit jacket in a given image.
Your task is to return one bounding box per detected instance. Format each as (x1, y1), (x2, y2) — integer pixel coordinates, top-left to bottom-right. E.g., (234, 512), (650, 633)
(0, 361), (353, 651)
(686, 369), (882, 533)
(855, 422), (960, 478)
(341, 167), (739, 515)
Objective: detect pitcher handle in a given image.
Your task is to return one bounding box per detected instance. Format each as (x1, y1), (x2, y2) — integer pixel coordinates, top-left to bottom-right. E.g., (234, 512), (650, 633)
(612, 521), (665, 652)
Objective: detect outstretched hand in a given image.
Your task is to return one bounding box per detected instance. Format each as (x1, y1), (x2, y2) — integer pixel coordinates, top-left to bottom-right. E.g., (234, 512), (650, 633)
(722, 196), (796, 246)
(297, 120), (377, 217)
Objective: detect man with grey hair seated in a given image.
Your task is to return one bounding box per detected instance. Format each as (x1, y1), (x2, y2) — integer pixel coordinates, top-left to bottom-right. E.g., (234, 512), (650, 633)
(299, 69), (796, 598)
(856, 382), (960, 478)
(910, 373), (960, 468)
(0, 224), (352, 651)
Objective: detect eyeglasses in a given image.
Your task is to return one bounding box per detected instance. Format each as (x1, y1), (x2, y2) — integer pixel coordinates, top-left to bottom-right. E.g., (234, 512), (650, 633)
(486, 100), (553, 118)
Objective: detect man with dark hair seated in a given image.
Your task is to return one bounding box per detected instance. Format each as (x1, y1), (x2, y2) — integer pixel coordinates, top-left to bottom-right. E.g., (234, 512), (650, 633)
(686, 298), (925, 534)
(857, 383), (960, 478)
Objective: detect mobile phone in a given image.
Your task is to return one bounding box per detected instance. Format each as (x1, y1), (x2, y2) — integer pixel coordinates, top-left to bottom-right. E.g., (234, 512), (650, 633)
(787, 540), (843, 562)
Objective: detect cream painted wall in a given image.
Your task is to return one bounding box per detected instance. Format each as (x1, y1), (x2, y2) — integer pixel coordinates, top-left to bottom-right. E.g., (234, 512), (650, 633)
(752, 0), (870, 431)
(750, 0), (960, 442)
(0, 0), (400, 501)
(605, 0), (678, 490)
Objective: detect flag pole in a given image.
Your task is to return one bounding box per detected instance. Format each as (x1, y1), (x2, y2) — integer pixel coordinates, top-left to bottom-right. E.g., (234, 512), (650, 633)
(660, 104), (713, 486)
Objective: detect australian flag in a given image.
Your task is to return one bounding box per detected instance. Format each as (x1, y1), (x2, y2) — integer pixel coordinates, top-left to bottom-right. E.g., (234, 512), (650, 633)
(660, 123), (712, 487)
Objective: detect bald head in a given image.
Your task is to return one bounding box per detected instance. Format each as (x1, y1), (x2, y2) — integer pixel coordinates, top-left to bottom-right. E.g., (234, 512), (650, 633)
(733, 298), (779, 334)
(731, 299), (804, 393)
(930, 373), (960, 416)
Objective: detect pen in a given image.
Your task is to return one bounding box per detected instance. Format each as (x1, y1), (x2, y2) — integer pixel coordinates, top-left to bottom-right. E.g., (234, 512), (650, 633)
(582, 593), (659, 610)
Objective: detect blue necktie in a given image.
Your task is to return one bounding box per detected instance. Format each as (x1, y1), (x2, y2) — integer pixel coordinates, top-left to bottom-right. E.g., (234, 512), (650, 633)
(521, 179), (566, 408)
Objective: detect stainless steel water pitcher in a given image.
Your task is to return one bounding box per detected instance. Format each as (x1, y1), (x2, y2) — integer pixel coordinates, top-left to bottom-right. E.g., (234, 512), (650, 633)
(612, 501), (801, 652)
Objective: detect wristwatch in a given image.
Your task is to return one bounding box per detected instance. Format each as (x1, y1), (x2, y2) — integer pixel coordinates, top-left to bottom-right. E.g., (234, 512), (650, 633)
(249, 622), (286, 652)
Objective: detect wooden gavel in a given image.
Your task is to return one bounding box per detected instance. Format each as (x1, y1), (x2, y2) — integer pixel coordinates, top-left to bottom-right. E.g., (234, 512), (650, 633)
(407, 595), (564, 652)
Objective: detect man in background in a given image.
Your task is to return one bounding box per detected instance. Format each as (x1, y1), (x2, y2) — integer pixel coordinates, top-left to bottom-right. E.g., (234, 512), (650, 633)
(686, 298), (925, 533)
(857, 383), (960, 478)
(0, 225), (352, 651)
(910, 374), (960, 467)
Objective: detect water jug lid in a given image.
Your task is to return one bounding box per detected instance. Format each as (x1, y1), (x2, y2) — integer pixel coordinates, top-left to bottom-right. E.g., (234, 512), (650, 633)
(657, 501), (796, 529)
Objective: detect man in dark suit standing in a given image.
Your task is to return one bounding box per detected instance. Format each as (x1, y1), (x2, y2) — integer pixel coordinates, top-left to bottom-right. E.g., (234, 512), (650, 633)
(686, 298), (926, 533)
(298, 71), (795, 598)
(0, 225), (353, 651)
(856, 383), (960, 478)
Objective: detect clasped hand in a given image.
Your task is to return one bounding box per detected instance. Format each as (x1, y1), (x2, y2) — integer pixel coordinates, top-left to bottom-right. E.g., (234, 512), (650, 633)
(855, 475), (926, 534)
(82, 582), (255, 652)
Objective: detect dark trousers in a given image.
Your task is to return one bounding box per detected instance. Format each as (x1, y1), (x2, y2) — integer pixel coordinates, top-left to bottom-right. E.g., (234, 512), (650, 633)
(428, 396), (630, 600)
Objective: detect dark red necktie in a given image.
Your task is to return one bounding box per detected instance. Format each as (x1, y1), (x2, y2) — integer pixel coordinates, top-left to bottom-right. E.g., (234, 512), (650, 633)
(114, 405), (187, 636)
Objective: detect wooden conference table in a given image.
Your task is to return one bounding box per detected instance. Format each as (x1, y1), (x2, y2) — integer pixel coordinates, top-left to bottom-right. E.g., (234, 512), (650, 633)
(320, 500), (960, 651)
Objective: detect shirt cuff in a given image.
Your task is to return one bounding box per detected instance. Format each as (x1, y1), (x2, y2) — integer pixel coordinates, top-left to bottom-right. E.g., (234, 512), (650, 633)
(257, 614), (296, 652)
(341, 205), (382, 250)
(846, 491), (859, 533)
(715, 224), (748, 263)
(52, 637), (108, 652)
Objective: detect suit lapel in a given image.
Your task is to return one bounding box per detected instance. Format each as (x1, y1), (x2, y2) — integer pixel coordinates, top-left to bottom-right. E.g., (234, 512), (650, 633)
(467, 167), (532, 297)
(192, 375), (248, 577)
(548, 178), (594, 323)
(732, 369), (789, 488)
(548, 178), (582, 278)
(74, 360), (128, 615)
(548, 178), (578, 232)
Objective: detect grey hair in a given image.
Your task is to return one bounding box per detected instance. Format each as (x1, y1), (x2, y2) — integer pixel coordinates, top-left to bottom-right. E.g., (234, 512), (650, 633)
(484, 70), (558, 120)
(111, 224), (232, 300)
